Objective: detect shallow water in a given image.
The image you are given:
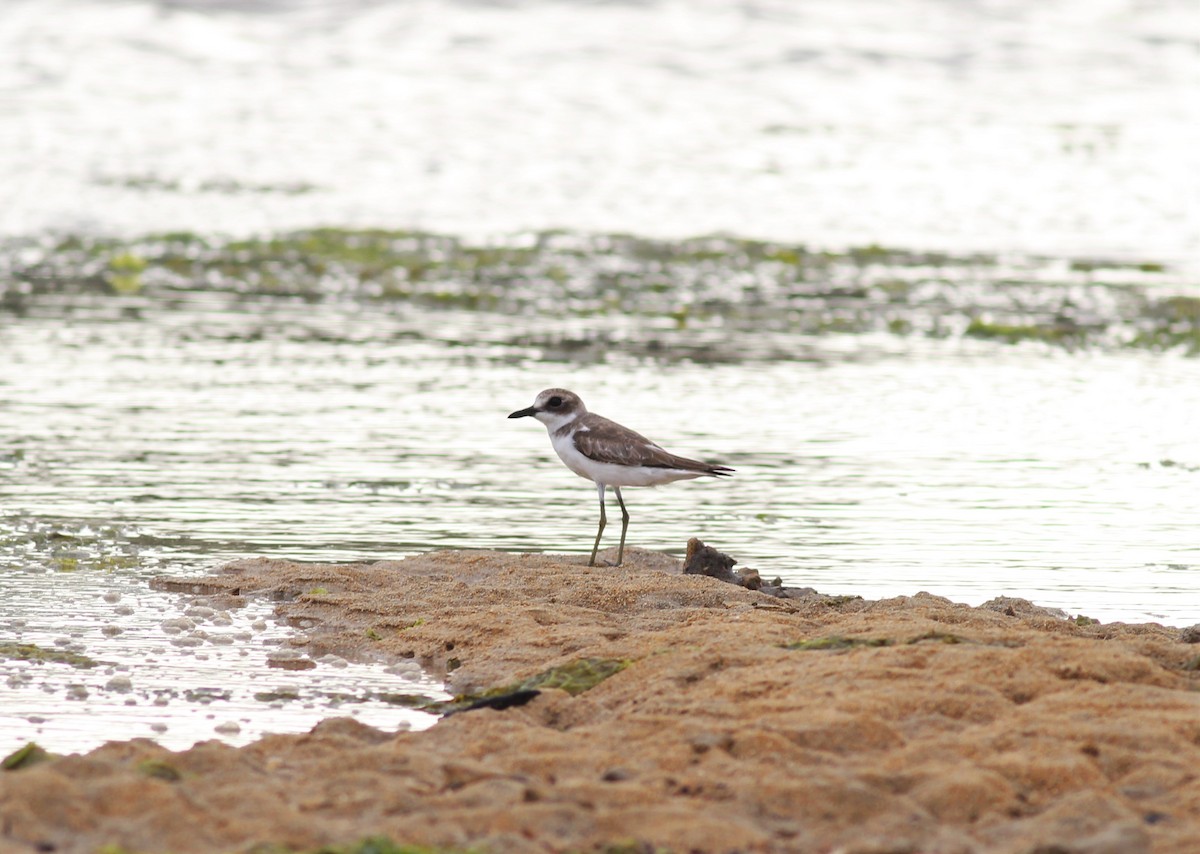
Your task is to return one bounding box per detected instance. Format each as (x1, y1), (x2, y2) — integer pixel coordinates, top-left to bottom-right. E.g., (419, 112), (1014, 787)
(0, 565), (448, 755)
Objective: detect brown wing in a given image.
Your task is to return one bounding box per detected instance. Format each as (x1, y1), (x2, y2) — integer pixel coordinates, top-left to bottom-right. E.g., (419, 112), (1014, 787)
(573, 415), (733, 475)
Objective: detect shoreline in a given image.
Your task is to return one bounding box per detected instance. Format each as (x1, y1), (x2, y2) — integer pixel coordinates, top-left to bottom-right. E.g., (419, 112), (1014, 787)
(3, 547), (1199, 853)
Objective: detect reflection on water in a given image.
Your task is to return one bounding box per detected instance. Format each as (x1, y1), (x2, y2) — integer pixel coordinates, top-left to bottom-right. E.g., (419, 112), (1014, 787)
(1, 0), (1197, 260)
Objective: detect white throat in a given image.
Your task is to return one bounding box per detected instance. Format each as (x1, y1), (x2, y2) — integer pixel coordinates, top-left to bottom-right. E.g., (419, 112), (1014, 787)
(534, 409), (580, 434)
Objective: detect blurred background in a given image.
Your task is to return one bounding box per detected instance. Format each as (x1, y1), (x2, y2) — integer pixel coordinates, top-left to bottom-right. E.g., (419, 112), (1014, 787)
(1, 0), (1199, 753)
(2, 0), (1198, 257)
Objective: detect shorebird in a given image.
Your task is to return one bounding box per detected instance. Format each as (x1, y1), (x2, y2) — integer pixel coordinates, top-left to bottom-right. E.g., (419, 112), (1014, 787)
(508, 388), (733, 566)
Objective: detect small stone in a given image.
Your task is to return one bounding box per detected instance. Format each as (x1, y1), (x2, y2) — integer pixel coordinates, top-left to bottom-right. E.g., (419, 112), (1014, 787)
(738, 568), (763, 590)
(683, 538), (738, 582)
(268, 651), (316, 671)
(105, 675), (133, 693)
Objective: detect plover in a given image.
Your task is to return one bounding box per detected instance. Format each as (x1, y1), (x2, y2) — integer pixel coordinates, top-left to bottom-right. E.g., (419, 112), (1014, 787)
(508, 388), (733, 566)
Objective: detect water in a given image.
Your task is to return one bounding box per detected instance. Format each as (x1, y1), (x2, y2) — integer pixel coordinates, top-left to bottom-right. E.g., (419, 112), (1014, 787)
(2, 290), (1197, 618)
(1, 0), (1197, 262)
(2, 0), (1198, 758)
(0, 565), (449, 754)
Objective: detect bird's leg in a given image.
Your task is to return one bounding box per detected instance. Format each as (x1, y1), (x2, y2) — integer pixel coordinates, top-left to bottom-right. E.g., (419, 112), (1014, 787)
(589, 482), (607, 567)
(614, 487), (630, 566)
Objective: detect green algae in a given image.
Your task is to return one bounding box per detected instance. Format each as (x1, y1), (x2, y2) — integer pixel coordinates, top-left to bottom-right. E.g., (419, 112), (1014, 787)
(52, 553), (137, 573)
(0, 642), (100, 668)
(1151, 295), (1200, 321)
(508, 657), (631, 696)
(783, 636), (892, 651)
(137, 758), (183, 782)
(430, 657), (632, 715)
(53, 556), (81, 572)
(906, 630), (966, 645)
(106, 251), (147, 293)
(600, 844), (673, 854)
(785, 631), (973, 651)
(301, 836), (475, 854)
(965, 318), (1085, 347)
(1127, 328), (1200, 356)
(2, 742), (54, 771)
(1070, 258), (1169, 274)
(2, 227), (1191, 358)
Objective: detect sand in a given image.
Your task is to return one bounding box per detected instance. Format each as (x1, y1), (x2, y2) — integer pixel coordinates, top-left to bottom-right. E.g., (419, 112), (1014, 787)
(3, 546), (1199, 854)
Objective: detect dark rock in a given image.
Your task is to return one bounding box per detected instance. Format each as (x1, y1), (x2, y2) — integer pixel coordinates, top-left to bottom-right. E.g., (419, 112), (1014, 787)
(684, 539), (820, 599)
(778, 586), (821, 600)
(683, 538), (738, 583)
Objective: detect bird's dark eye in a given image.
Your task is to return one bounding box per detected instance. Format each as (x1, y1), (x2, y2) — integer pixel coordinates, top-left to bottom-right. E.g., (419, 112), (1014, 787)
(548, 396), (563, 408)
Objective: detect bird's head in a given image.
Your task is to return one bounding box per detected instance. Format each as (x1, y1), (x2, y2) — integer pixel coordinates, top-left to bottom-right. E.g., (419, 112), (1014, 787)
(508, 388), (586, 430)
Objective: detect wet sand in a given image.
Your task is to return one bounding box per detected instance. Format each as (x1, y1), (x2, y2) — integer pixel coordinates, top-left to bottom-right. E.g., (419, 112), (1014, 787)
(3, 547), (1199, 854)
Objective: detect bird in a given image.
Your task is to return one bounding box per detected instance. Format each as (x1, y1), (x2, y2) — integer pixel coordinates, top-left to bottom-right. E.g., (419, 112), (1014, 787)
(508, 388), (733, 566)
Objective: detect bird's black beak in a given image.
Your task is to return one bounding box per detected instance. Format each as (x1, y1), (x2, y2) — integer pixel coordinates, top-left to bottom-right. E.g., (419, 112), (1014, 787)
(508, 406), (538, 419)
